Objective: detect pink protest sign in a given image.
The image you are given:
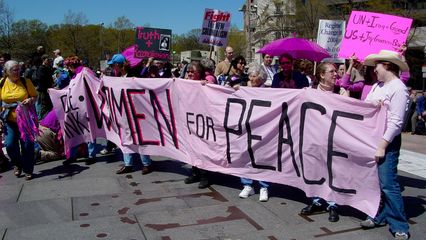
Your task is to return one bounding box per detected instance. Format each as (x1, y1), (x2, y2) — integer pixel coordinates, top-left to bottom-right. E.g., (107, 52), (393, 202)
(49, 72), (387, 217)
(339, 11), (412, 60)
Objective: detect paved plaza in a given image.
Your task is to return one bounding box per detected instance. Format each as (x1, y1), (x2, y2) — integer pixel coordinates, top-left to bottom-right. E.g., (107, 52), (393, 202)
(0, 133), (425, 240)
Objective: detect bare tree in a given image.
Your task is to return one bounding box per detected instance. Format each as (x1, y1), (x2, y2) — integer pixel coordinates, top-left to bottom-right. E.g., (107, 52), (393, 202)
(12, 19), (48, 60)
(62, 10), (88, 55)
(295, 0), (329, 40)
(0, 0), (14, 53)
(112, 16), (134, 52)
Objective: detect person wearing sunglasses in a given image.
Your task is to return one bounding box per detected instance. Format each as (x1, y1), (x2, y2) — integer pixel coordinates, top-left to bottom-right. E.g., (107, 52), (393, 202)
(225, 55), (248, 90)
(271, 53), (309, 89)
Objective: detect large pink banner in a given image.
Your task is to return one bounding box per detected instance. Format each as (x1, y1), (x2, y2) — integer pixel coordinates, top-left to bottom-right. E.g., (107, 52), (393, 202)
(339, 11), (412, 60)
(49, 70), (387, 217)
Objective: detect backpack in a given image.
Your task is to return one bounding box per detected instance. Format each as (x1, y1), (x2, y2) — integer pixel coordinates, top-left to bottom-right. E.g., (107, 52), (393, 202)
(415, 120), (426, 135)
(0, 76), (28, 91)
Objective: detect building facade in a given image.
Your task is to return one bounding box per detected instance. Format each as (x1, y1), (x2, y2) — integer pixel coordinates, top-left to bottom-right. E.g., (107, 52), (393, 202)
(240, 0), (296, 64)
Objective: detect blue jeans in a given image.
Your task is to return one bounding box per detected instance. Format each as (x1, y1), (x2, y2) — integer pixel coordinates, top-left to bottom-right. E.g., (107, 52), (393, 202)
(311, 197), (336, 209)
(123, 153), (152, 167)
(4, 122), (35, 174)
(241, 178), (269, 188)
(374, 135), (409, 234)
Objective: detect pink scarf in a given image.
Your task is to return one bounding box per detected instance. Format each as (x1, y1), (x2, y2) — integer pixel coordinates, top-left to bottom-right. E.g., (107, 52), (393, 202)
(16, 103), (39, 142)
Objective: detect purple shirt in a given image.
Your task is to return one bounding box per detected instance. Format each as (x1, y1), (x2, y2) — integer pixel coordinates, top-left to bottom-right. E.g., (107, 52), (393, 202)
(40, 110), (60, 133)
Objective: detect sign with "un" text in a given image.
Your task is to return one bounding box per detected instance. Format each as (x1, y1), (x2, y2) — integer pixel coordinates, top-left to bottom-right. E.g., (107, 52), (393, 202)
(338, 11), (412, 61)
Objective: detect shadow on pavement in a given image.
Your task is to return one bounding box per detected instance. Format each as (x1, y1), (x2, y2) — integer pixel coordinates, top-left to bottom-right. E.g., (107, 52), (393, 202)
(150, 159), (189, 176)
(404, 196), (426, 219)
(399, 175), (426, 189)
(36, 163), (90, 179)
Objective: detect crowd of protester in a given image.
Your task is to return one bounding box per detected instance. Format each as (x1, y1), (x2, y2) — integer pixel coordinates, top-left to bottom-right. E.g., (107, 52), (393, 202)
(0, 42), (420, 240)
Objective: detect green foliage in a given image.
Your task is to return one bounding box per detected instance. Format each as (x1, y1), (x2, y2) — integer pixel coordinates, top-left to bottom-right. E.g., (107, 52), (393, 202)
(225, 27), (247, 57)
(11, 19), (48, 60)
(172, 28), (209, 53)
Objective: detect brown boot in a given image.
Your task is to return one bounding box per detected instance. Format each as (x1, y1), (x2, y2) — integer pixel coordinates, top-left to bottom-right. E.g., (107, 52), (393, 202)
(141, 165), (153, 175)
(116, 166), (133, 174)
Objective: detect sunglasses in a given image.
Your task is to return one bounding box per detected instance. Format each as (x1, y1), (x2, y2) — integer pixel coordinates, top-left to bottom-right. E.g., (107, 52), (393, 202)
(279, 61), (291, 65)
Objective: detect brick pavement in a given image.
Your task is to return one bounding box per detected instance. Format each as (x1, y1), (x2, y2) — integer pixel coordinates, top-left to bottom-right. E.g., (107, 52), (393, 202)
(0, 134), (424, 239)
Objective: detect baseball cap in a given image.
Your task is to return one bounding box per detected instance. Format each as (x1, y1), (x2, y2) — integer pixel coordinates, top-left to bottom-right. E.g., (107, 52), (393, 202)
(108, 54), (126, 65)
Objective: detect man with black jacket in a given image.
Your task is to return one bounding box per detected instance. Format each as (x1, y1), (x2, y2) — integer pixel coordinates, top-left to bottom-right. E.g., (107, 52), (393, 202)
(33, 54), (54, 120)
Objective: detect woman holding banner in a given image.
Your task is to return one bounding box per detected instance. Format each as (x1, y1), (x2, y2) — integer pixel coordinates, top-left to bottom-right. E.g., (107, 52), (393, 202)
(62, 56), (100, 166)
(183, 61), (210, 189)
(300, 62), (348, 222)
(0, 60), (38, 180)
(237, 64), (270, 202)
(359, 50), (410, 240)
(271, 53), (309, 89)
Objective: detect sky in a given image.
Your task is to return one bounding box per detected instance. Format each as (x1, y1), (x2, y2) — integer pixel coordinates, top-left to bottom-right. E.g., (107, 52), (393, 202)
(8, 0), (245, 35)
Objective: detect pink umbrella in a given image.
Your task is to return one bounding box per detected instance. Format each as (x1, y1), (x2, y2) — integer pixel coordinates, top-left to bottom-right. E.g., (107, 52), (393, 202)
(257, 37), (331, 62)
(121, 45), (142, 67)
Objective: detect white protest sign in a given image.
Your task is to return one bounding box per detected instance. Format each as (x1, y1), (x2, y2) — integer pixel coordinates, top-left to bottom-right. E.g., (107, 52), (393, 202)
(317, 20), (346, 59)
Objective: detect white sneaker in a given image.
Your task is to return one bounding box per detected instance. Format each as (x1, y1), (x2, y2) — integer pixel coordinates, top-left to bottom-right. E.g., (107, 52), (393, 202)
(394, 232), (409, 240)
(259, 187), (269, 202)
(99, 149), (109, 155)
(239, 185), (254, 198)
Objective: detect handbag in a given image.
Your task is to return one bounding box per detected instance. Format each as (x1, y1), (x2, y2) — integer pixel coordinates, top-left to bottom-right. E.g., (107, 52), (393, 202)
(217, 64), (232, 86)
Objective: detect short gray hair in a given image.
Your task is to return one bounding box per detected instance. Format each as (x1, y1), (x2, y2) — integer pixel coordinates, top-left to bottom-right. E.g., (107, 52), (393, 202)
(4, 60), (19, 75)
(247, 64), (267, 82)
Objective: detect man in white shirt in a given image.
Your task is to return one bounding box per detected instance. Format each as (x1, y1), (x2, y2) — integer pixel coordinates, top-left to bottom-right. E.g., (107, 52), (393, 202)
(261, 54), (276, 87)
(52, 49), (64, 69)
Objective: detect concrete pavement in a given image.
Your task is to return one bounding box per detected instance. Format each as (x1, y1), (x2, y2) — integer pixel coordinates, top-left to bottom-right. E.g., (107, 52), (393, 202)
(0, 133), (425, 240)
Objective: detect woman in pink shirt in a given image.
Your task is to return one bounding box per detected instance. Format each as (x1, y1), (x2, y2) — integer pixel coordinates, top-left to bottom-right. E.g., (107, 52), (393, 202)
(360, 50), (410, 240)
(183, 61), (210, 189)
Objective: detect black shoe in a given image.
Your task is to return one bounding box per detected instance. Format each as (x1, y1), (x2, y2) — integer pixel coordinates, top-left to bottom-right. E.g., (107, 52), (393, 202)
(63, 157), (77, 165)
(198, 178), (209, 189)
(184, 175), (200, 184)
(13, 166), (22, 177)
(328, 206), (339, 222)
(25, 174), (33, 181)
(300, 203), (323, 215)
(141, 165), (153, 175)
(116, 166), (133, 174)
(85, 158), (96, 165)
